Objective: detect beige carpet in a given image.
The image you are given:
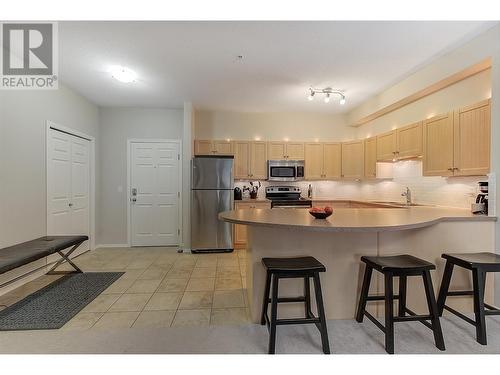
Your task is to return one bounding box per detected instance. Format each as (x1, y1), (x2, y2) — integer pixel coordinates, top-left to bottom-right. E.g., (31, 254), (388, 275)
(0, 316), (499, 354)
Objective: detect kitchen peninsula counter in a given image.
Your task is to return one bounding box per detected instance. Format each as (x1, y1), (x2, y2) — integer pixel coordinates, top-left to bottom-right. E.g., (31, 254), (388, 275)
(220, 206), (495, 232)
(219, 207), (496, 323)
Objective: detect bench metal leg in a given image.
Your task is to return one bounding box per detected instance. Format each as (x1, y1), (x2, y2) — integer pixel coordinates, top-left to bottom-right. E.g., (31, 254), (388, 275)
(47, 244), (83, 275)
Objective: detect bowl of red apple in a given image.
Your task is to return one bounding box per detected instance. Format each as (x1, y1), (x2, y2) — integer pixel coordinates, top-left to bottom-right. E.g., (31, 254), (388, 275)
(308, 206), (333, 219)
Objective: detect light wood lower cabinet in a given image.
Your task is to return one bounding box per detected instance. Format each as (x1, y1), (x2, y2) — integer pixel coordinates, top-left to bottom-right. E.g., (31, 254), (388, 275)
(341, 140), (364, 179)
(233, 201), (271, 248)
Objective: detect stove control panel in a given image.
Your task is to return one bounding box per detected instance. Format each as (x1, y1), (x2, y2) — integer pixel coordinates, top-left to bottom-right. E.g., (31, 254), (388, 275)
(266, 186), (301, 194)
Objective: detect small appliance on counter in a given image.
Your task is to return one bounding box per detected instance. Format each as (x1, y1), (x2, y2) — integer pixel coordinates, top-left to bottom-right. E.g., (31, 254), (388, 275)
(265, 186), (312, 208)
(472, 181), (488, 215)
(234, 187), (242, 200)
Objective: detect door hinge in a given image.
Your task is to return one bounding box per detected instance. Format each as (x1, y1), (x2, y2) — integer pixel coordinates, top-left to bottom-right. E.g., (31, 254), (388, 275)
(178, 229), (180, 235)
(178, 191), (180, 198)
(178, 154), (180, 160)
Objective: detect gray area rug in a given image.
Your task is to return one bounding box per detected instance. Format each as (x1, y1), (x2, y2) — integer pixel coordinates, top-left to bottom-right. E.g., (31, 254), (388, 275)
(0, 272), (123, 330)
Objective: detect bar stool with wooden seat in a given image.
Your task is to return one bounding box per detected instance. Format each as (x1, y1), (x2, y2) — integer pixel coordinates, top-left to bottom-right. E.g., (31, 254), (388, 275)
(260, 256), (330, 354)
(437, 252), (500, 345)
(356, 254), (445, 354)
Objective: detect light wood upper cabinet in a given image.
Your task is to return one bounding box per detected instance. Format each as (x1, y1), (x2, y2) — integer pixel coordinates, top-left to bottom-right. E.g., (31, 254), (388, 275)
(233, 141), (251, 179)
(453, 99), (491, 176)
(364, 137), (377, 178)
(194, 140), (214, 155)
(423, 112), (455, 176)
(304, 143), (324, 179)
(376, 130), (397, 161)
(397, 121), (423, 159)
(341, 140), (364, 179)
(376, 122), (423, 161)
(213, 140), (233, 155)
(305, 142), (341, 180)
(194, 140), (233, 155)
(286, 142), (305, 159)
(323, 142), (342, 179)
(250, 141), (268, 179)
(423, 100), (490, 177)
(267, 142), (287, 160)
(267, 141), (304, 160)
(233, 141), (268, 179)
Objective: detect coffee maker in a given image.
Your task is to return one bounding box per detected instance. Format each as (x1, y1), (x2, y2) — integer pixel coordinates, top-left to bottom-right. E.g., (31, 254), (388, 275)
(472, 181), (488, 215)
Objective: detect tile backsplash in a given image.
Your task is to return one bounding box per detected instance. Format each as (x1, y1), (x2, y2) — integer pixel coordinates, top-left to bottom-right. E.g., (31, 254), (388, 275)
(235, 160), (489, 209)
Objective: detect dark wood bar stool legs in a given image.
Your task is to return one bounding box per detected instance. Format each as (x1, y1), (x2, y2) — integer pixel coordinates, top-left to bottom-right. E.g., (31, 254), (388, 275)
(260, 256), (330, 354)
(437, 252), (500, 345)
(356, 255), (445, 354)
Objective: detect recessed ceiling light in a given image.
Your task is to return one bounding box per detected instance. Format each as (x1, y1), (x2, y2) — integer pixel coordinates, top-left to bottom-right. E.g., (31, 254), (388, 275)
(110, 66), (137, 83)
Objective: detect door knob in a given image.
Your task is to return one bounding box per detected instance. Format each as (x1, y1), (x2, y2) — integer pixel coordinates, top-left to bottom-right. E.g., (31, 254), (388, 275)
(131, 197), (137, 203)
(68, 203), (73, 207)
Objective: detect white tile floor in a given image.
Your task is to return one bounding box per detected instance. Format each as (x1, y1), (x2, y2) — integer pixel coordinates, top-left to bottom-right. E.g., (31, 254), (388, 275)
(0, 247), (250, 330)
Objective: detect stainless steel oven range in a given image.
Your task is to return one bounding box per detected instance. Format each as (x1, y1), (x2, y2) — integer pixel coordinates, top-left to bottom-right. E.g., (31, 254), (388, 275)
(265, 186), (312, 209)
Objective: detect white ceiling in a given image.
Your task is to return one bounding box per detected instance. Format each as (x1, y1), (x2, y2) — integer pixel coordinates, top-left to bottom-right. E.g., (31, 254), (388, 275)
(59, 21), (496, 113)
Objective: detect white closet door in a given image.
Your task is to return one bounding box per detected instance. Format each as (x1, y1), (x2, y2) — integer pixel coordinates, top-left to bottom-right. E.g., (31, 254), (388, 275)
(130, 141), (180, 246)
(47, 128), (90, 249)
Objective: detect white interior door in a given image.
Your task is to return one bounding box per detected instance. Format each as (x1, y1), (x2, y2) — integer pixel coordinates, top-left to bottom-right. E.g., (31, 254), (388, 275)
(130, 141), (180, 246)
(47, 128), (90, 250)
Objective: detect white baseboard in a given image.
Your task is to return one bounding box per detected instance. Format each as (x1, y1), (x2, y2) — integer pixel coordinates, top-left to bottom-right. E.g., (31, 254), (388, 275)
(95, 244), (129, 249)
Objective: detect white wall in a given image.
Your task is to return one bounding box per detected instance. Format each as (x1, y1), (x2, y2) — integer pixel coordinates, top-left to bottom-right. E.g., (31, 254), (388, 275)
(0, 84), (100, 248)
(98, 107), (184, 246)
(195, 110), (353, 141)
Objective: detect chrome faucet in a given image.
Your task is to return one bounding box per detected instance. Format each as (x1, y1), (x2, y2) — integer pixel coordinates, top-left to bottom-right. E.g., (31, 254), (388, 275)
(401, 187), (412, 206)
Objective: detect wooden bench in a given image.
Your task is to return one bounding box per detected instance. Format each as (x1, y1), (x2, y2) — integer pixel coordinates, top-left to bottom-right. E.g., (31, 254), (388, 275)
(0, 236), (89, 287)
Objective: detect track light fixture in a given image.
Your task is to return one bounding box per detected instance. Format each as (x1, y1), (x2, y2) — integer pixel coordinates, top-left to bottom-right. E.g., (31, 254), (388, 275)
(307, 87), (346, 105)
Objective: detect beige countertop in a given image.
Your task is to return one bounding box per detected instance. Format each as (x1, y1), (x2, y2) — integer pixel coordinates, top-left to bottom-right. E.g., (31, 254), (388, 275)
(219, 206), (496, 232)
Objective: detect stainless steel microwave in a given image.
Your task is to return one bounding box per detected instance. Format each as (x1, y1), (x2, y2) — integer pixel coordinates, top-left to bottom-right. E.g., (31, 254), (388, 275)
(267, 160), (305, 182)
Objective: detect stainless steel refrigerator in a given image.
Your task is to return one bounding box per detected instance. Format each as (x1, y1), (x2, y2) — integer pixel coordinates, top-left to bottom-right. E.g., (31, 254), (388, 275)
(191, 155), (234, 253)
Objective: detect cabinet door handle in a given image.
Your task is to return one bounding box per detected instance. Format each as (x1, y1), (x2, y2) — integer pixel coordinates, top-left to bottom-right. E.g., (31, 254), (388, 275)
(447, 167), (453, 171)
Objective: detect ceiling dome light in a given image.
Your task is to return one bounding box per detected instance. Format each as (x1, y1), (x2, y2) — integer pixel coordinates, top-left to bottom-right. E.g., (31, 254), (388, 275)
(324, 93), (330, 103)
(339, 96), (346, 105)
(110, 66), (137, 83)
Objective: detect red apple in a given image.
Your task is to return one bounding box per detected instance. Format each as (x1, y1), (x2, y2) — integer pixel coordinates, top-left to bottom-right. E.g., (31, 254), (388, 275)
(324, 206), (333, 214)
